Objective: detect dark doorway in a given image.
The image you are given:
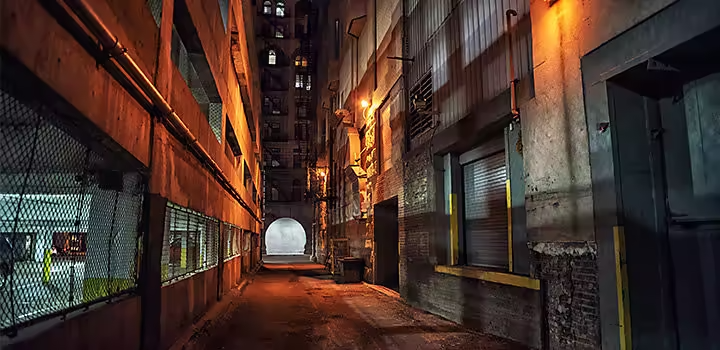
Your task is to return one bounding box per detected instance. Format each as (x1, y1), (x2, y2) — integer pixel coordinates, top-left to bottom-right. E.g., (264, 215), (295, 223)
(608, 25), (720, 350)
(374, 197), (399, 291)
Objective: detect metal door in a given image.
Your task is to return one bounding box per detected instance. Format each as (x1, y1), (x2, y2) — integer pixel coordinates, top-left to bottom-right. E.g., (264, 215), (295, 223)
(460, 138), (508, 269)
(661, 73), (720, 350)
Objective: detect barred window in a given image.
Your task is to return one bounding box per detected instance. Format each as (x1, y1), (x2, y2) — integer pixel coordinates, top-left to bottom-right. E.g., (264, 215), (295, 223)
(161, 203), (220, 283)
(408, 72), (433, 140)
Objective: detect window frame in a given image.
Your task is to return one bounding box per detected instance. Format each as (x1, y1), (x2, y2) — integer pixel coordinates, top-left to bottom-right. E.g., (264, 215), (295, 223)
(263, 1), (272, 15)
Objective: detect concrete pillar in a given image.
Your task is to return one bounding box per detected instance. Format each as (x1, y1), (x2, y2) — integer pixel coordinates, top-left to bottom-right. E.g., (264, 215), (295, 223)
(83, 174), (142, 302)
(140, 194), (167, 350)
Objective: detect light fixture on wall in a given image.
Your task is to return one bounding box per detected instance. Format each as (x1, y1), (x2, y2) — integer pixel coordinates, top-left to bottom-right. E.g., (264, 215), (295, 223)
(361, 100), (370, 108)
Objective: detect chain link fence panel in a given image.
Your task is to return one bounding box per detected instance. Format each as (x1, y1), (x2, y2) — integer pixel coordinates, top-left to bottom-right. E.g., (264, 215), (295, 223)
(224, 224), (241, 261)
(161, 203), (220, 284)
(0, 79), (144, 333)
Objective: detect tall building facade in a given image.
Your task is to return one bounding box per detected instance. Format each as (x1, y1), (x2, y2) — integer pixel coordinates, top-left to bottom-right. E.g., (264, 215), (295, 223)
(255, 0), (319, 257)
(0, 0), (262, 348)
(312, 0), (720, 349)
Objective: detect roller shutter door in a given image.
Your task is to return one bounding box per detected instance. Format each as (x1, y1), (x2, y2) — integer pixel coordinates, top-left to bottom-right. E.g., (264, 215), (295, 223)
(462, 148), (508, 268)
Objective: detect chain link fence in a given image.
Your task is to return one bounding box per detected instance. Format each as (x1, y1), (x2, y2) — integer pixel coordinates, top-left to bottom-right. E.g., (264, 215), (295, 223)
(224, 224), (242, 261)
(161, 203), (220, 283)
(0, 79), (144, 333)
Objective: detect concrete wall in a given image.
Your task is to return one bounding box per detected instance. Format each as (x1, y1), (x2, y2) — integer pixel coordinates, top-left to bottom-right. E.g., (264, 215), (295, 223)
(4, 296), (142, 350)
(520, 0), (677, 348)
(160, 267), (219, 350)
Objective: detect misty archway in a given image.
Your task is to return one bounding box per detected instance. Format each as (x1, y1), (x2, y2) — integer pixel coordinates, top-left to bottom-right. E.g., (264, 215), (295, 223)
(264, 218), (306, 255)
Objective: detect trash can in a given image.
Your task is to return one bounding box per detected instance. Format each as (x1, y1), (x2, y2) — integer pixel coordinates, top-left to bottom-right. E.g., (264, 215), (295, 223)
(336, 257), (364, 284)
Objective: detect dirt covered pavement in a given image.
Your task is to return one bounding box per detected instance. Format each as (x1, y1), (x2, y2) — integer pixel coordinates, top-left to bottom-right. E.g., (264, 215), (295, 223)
(177, 258), (528, 350)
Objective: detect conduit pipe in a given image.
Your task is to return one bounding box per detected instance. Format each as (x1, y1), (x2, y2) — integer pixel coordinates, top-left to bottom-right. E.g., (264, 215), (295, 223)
(60, 0), (261, 223)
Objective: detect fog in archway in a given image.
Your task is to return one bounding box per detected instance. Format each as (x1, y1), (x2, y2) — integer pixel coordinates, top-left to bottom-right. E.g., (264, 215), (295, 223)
(265, 218), (306, 255)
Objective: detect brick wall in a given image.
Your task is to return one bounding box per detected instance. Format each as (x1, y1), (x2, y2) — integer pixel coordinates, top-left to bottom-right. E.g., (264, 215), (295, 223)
(533, 243), (600, 350)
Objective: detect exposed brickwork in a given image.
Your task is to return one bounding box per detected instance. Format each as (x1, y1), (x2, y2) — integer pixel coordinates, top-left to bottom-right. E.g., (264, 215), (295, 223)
(533, 245), (600, 350)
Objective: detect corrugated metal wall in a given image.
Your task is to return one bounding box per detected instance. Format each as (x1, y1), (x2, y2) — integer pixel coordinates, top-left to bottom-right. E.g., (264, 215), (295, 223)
(405, 0), (532, 132)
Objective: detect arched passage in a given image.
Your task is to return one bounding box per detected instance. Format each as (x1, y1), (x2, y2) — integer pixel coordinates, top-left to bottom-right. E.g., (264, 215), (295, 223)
(265, 218), (306, 255)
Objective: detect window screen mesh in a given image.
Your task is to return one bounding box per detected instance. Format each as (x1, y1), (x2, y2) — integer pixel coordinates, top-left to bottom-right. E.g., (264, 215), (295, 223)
(161, 203), (220, 283)
(0, 83), (143, 332)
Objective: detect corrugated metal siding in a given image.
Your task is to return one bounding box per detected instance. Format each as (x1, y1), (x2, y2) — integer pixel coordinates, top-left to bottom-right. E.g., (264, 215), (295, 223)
(405, 0), (532, 133)
(462, 148), (508, 269)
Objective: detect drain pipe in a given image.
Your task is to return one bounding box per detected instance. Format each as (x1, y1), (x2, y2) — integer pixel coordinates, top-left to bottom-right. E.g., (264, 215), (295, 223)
(60, 0), (261, 223)
(505, 9), (520, 125)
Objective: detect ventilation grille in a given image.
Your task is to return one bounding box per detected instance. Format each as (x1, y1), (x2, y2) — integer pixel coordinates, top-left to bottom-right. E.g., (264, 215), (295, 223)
(408, 72), (433, 139)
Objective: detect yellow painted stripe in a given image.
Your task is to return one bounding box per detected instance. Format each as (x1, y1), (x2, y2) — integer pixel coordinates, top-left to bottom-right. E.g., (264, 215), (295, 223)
(435, 265), (540, 290)
(506, 179), (513, 272)
(449, 193), (459, 265)
(614, 226), (632, 350)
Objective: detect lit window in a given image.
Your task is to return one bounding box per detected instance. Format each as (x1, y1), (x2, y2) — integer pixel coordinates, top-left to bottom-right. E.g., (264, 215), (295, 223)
(263, 1), (272, 14)
(295, 56), (308, 67)
(268, 50), (277, 65)
(276, 2), (285, 17)
(306, 75), (312, 91)
(295, 74), (303, 88)
(275, 27), (284, 38)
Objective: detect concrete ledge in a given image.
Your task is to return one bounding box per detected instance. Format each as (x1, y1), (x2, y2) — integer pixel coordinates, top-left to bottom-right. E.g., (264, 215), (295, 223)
(362, 282), (401, 299)
(434, 265), (541, 290)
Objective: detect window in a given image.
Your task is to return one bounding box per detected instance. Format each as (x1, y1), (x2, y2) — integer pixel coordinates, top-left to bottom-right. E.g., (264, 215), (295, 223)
(295, 74), (310, 89)
(272, 97), (281, 114)
(409, 72), (434, 140)
(276, 1), (285, 17)
(225, 116), (242, 157)
(297, 105), (307, 118)
(244, 161), (252, 189)
(147, 0), (162, 27)
(444, 135), (511, 270)
(171, 0), (222, 143)
(218, 0), (229, 31)
(334, 19), (340, 59)
(275, 26), (285, 38)
(263, 1), (272, 15)
(268, 50), (277, 65)
(294, 56), (308, 67)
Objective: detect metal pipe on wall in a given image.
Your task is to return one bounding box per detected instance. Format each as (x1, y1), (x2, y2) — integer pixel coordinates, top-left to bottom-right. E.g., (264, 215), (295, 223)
(58, 0), (261, 223)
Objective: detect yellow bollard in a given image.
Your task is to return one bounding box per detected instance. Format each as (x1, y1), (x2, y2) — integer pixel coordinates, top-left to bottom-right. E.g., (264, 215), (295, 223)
(43, 249), (52, 284)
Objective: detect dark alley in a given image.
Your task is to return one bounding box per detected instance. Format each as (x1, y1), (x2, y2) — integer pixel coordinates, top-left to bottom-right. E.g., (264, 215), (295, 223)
(174, 258), (526, 350)
(1, 0), (719, 349)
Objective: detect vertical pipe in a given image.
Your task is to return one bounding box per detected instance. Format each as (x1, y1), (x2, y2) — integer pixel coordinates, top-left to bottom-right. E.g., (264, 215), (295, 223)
(374, 0), (378, 90)
(505, 9), (519, 121)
